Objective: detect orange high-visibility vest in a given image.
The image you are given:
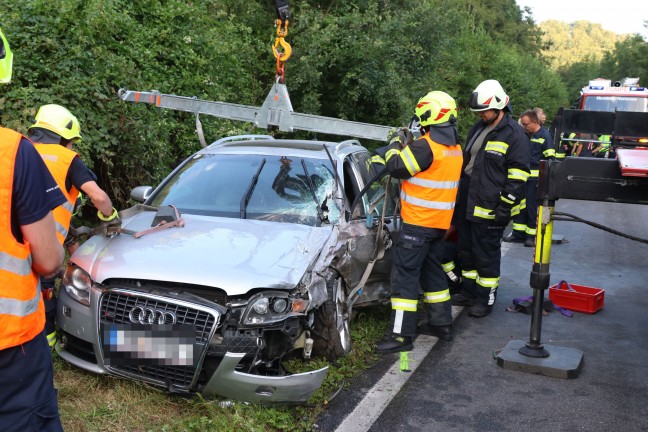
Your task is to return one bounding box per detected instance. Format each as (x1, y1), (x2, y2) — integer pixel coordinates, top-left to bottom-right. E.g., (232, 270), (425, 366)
(34, 143), (79, 245)
(400, 134), (463, 229)
(0, 128), (45, 350)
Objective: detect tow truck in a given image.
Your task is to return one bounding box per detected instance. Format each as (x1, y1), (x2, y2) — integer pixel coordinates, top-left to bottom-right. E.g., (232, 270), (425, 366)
(498, 78), (648, 377)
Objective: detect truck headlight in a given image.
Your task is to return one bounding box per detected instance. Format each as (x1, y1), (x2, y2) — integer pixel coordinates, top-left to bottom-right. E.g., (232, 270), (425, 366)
(241, 291), (309, 326)
(62, 264), (93, 306)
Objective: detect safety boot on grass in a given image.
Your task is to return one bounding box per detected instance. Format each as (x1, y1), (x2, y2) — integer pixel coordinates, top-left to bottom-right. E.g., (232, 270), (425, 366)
(468, 303), (493, 318)
(417, 323), (453, 341)
(376, 334), (413, 354)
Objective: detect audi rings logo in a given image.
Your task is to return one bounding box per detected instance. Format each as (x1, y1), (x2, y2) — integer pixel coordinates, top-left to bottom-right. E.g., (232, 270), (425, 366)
(128, 306), (177, 325)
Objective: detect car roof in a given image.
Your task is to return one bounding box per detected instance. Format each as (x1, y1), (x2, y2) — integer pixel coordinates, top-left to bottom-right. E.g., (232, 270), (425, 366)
(199, 136), (369, 160)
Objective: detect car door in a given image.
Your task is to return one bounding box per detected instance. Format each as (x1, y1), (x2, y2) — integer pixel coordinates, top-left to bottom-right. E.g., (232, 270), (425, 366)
(341, 150), (401, 306)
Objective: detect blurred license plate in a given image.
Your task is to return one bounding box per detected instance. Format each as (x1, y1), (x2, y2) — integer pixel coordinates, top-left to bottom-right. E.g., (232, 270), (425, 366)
(102, 324), (198, 367)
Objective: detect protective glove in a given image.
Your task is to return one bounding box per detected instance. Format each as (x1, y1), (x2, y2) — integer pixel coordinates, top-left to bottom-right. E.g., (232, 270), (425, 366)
(492, 192), (516, 226)
(386, 127), (407, 149)
(97, 207), (122, 236)
(492, 204), (512, 226)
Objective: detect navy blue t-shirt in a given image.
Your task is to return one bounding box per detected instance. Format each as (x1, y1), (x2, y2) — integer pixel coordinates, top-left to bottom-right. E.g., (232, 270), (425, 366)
(11, 138), (67, 241)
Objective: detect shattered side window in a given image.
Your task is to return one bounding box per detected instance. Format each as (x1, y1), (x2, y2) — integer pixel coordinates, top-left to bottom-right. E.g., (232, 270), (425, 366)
(149, 153), (339, 226)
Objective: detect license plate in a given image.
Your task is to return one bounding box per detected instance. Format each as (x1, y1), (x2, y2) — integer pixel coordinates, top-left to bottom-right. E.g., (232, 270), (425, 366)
(102, 324), (198, 367)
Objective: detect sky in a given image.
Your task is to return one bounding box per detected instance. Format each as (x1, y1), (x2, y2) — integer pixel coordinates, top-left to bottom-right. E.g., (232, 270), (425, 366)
(515, 0), (647, 37)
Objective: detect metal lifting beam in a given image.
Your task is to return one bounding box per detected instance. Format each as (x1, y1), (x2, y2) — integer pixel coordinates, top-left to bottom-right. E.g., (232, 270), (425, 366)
(118, 84), (395, 142)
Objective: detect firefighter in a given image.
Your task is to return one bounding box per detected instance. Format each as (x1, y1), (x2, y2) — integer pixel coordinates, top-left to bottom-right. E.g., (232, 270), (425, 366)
(29, 104), (119, 348)
(0, 28), (66, 431)
(504, 109), (555, 247)
(451, 80), (530, 318)
(376, 91), (463, 353)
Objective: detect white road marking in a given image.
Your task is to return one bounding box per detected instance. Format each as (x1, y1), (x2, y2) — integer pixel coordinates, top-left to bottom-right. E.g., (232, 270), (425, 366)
(334, 242), (512, 432)
(334, 306), (463, 432)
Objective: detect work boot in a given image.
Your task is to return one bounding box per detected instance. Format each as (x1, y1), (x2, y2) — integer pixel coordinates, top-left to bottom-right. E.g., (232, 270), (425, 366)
(451, 292), (476, 307)
(417, 323), (453, 341)
(503, 233), (525, 243)
(376, 334), (413, 354)
(468, 303), (493, 318)
(524, 238), (535, 248)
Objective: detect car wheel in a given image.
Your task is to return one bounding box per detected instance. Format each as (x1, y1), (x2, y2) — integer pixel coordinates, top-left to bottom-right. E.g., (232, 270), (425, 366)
(312, 278), (352, 361)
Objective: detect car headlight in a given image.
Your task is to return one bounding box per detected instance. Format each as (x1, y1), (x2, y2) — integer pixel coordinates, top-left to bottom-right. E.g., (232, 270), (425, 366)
(61, 264), (93, 306)
(241, 291), (309, 326)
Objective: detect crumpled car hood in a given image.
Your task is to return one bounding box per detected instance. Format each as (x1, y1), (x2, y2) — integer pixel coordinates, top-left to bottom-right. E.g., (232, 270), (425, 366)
(71, 211), (334, 295)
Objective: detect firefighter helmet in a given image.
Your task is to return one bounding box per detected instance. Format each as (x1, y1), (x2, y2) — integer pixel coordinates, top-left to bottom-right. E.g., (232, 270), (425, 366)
(0, 28), (13, 83)
(30, 104), (82, 141)
(415, 91), (457, 127)
(469, 79), (509, 111)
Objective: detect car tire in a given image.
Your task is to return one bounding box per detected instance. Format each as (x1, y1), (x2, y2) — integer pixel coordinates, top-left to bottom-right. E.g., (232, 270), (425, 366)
(312, 277), (352, 361)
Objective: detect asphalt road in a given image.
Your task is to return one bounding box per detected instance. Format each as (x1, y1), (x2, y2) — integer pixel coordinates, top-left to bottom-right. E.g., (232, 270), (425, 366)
(316, 198), (648, 432)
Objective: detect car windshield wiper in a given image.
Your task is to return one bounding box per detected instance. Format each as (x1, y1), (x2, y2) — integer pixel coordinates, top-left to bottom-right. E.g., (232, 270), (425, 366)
(240, 158), (266, 219)
(300, 159), (328, 225)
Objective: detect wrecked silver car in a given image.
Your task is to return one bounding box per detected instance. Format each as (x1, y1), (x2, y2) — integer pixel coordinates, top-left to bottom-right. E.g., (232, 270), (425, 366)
(56, 136), (401, 403)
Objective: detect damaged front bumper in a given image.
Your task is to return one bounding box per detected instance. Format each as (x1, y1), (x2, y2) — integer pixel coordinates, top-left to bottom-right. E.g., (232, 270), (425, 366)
(56, 285), (328, 404)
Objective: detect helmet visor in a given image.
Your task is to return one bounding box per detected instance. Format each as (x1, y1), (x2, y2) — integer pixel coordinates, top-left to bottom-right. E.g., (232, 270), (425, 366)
(469, 92), (490, 111)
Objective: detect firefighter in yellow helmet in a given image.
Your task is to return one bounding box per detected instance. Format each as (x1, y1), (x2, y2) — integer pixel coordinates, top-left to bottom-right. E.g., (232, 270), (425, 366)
(0, 27), (66, 430)
(376, 91), (463, 354)
(29, 103), (119, 349)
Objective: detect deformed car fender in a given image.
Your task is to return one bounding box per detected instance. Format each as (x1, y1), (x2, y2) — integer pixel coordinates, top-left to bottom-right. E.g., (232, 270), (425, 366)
(202, 352), (328, 404)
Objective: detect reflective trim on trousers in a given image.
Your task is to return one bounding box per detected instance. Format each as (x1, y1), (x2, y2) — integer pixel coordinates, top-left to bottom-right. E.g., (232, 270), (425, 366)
(423, 289), (451, 303)
(391, 298), (418, 311)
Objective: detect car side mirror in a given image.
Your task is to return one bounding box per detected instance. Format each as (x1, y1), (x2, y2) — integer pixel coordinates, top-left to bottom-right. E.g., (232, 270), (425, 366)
(130, 186), (153, 203)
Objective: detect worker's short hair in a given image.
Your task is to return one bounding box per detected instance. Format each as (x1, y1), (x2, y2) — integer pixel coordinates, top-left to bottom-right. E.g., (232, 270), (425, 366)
(532, 107), (545, 116)
(520, 109), (539, 123)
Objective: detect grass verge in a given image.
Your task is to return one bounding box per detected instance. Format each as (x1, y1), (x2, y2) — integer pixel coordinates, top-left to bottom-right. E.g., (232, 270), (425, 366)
(55, 304), (390, 431)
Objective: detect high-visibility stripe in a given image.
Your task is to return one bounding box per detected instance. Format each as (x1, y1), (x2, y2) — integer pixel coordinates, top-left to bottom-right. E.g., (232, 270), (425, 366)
(508, 168), (529, 181)
(485, 141), (509, 154)
(0, 289), (41, 317)
(462, 270), (477, 280)
(500, 195), (515, 205)
(543, 148), (556, 158)
(526, 227), (537, 236)
(400, 190), (456, 210)
(406, 177), (459, 189)
(530, 169), (539, 178)
(442, 261), (455, 272)
(512, 222), (526, 233)
(0, 251), (32, 276)
(385, 148), (400, 161)
(476, 276), (499, 289)
(401, 146), (421, 177)
(555, 153), (566, 159)
(46, 331), (57, 347)
(391, 298), (418, 311)
(531, 137), (545, 144)
(473, 206), (495, 219)
(394, 310), (404, 334)
(423, 289), (450, 303)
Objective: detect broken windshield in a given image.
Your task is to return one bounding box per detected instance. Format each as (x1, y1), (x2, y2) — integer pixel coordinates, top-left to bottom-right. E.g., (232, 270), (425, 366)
(149, 153), (340, 226)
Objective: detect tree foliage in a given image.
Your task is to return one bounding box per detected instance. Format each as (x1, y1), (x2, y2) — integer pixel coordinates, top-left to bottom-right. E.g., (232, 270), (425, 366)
(0, 0), (574, 207)
(539, 20), (629, 70)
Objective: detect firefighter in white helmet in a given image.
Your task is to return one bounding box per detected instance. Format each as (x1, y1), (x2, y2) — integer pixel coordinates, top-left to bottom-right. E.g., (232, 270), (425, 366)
(451, 79), (530, 318)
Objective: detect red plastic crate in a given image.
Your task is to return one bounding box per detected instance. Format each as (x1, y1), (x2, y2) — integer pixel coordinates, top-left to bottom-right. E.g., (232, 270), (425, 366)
(549, 281), (604, 314)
